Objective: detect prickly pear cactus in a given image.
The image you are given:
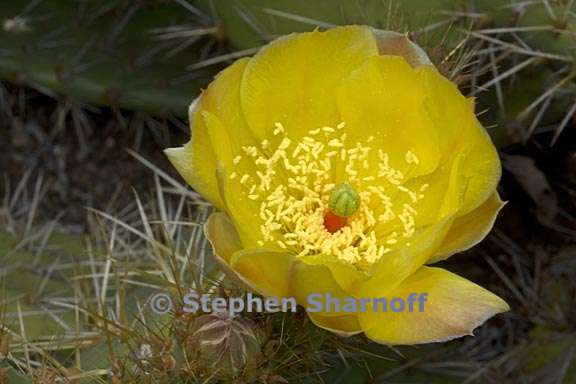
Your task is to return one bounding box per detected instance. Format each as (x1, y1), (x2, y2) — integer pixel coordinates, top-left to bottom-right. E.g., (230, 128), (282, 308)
(195, 0), (576, 53)
(3, 0), (575, 145)
(194, 0), (457, 49)
(0, 0), (222, 117)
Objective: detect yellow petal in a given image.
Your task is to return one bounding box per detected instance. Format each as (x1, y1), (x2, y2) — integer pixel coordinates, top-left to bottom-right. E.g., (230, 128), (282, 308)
(393, 149), (468, 231)
(230, 249), (295, 298)
(429, 192), (506, 263)
(380, 65), (500, 230)
(290, 260), (352, 317)
(214, 163), (265, 248)
(165, 58), (253, 210)
(298, 254), (367, 293)
(460, 119), (502, 215)
(201, 57), (252, 141)
(359, 266), (509, 345)
(369, 141), (467, 241)
(204, 212), (256, 292)
(307, 312), (362, 337)
(204, 212), (242, 264)
(323, 261), (368, 293)
(200, 110), (265, 247)
(197, 59), (269, 248)
(200, 57), (257, 167)
(418, 65), (501, 215)
(361, 218), (453, 298)
(240, 26), (378, 141)
(202, 111), (235, 168)
(337, 55), (440, 184)
(164, 100), (224, 209)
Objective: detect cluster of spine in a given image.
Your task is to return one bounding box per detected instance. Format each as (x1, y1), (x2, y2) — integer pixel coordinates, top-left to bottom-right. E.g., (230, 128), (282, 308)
(0, 0), (223, 117)
(2, 0), (574, 144)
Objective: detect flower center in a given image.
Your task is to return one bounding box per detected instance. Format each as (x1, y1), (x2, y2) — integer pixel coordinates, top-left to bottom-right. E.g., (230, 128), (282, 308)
(323, 182), (361, 233)
(229, 122), (428, 268)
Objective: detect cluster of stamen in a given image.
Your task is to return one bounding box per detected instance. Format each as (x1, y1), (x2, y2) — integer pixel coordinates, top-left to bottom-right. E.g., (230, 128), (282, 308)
(229, 122), (428, 267)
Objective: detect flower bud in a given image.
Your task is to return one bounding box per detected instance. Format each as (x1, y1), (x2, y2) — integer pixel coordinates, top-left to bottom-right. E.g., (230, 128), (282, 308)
(188, 313), (262, 379)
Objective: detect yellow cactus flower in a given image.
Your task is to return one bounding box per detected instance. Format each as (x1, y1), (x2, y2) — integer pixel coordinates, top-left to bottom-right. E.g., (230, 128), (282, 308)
(165, 26), (509, 345)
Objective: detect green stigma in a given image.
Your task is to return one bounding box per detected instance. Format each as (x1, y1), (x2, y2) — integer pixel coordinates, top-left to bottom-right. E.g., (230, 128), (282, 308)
(328, 182), (361, 217)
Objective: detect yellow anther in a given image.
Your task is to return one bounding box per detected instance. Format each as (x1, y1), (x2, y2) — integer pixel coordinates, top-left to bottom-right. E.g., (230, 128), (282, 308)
(227, 121), (422, 267)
